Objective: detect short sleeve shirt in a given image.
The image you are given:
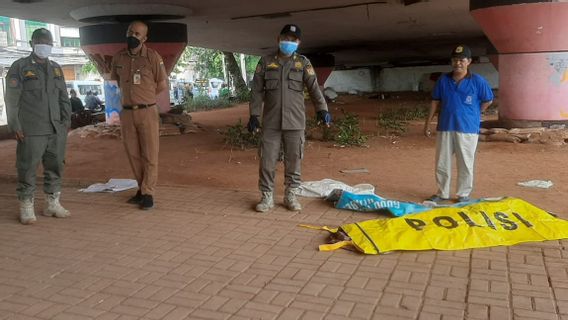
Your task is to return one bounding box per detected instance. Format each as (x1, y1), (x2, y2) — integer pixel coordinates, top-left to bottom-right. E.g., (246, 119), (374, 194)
(432, 72), (494, 134)
(110, 45), (167, 106)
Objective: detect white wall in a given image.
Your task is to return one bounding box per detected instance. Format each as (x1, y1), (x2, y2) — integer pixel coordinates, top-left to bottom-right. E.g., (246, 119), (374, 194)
(378, 62), (499, 92)
(324, 62), (498, 93)
(324, 68), (374, 93)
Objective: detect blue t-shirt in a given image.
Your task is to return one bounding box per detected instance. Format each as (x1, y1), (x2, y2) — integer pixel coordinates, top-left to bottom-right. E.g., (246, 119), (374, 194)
(432, 72), (494, 134)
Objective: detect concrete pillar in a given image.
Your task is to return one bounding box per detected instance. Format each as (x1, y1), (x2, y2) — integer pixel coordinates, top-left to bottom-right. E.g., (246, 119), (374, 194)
(79, 22), (187, 114)
(471, 1), (568, 127)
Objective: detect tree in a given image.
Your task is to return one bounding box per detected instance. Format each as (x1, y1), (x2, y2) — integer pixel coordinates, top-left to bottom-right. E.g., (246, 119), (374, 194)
(173, 46), (260, 101)
(177, 46), (224, 80)
(223, 51), (248, 98)
(81, 61), (97, 75)
(244, 55), (261, 79)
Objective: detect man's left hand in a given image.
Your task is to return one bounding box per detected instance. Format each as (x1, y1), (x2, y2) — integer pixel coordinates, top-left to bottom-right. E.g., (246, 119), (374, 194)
(317, 110), (332, 127)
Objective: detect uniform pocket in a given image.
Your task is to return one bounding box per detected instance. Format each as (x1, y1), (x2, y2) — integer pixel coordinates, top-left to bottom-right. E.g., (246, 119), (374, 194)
(141, 68), (153, 84)
(23, 79), (41, 91)
(265, 71), (280, 90)
(55, 80), (66, 90)
(23, 79), (42, 100)
(288, 71), (304, 92)
(116, 68), (127, 81)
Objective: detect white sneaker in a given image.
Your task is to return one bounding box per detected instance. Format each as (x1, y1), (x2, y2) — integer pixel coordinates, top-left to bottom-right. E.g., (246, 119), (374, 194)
(43, 192), (70, 218)
(255, 192), (274, 212)
(19, 198), (37, 225)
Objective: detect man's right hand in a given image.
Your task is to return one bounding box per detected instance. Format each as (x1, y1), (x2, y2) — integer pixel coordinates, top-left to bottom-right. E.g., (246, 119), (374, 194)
(423, 125), (432, 138)
(247, 115), (260, 133)
(14, 130), (24, 142)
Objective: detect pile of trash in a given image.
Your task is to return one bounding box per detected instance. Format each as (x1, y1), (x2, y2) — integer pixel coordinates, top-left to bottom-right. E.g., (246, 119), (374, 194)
(68, 112), (200, 139)
(160, 111), (200, 136)
(68, 123), (121, 139)
(479, 126), (568, 145)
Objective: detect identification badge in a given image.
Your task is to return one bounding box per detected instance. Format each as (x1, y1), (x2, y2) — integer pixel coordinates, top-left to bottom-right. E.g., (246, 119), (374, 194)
(133, 72), (141, 85)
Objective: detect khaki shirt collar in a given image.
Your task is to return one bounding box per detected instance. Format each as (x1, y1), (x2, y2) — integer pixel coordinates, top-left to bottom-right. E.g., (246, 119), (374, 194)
(28, 54), (50, 65)
(128, 44), (148, 58)
(275, 52), (298, 65)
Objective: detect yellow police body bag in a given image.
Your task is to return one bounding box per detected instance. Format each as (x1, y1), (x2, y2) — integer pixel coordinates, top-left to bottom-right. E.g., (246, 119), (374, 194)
(303, 197), (568, 254)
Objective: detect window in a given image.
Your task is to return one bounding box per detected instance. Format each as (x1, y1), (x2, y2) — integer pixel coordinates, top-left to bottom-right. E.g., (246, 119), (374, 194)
(0, 16), (13, 46)
(61, 37), (80, 47)
(25, 20), (48, 42)
(78, 85), (102, 95)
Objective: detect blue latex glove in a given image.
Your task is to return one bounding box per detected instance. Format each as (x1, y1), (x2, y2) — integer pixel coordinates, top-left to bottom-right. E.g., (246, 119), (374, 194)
(317, 110), (332, 125)
(247, 115), (260, 133)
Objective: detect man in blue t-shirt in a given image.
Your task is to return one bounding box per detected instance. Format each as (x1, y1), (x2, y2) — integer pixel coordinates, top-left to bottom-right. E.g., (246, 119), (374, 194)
(423, 45), (494, 203)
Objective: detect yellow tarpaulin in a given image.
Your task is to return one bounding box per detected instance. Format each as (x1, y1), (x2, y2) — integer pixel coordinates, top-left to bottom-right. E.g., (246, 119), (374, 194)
(304, 197), (568, 254)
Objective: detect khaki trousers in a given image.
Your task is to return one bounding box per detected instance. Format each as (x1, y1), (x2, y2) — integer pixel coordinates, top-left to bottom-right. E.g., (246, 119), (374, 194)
(120, 106), (160, 195)
(435, 131), (479, 199)
(259, 128), (305, 193)
(16, 131), (67, 200)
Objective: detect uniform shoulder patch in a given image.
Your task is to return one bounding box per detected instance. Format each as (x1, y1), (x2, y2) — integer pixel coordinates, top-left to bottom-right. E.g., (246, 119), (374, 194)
(306, 65), (315, 76)
(8, 75), (19, 88)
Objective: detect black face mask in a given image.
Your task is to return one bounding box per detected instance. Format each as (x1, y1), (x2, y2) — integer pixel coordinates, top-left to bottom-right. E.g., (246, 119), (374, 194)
(127, 36), (141, 49)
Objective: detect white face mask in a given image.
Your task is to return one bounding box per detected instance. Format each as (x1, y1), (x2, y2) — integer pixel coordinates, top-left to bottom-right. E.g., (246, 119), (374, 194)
(33, 44), (52, 59)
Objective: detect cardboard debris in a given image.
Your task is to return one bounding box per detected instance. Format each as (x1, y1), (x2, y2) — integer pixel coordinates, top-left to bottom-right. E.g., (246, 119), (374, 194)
(68, 124), (121, 139)
(340, 168), (369, 174)
(69, 113), (200, 139)
(517, 180), (553, 189)
(479, 127), (568, 145)
(160, 112), (199, 135)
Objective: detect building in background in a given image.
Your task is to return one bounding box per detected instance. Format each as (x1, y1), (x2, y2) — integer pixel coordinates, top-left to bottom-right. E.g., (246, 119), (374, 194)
(0, 16), (90, 81)
(0, 16), (94, 126)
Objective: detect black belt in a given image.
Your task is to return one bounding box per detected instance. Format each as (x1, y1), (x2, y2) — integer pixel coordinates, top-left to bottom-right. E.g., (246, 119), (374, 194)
(123, 104), (156, 110)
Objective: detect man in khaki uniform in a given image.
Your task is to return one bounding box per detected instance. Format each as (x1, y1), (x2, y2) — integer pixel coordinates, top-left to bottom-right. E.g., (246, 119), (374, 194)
(4, 28), (71, 225)
(111, 21), (168, 210)
(248, 24), (331, 213)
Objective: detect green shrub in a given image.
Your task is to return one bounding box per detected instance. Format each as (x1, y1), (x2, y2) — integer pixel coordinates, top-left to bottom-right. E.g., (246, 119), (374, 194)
(222, 119), (260, 150)
(235, 89), (251, 103)
(305, 117), (335, 141)
(184, 95), (232, 112)
(333, 111), (368, 146)
(377, 106), (429, 135)
(306, 110), (367, 146)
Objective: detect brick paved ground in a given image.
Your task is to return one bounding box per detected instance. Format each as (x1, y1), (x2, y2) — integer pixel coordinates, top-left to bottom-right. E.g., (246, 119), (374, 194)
(0, 181), (567, 320)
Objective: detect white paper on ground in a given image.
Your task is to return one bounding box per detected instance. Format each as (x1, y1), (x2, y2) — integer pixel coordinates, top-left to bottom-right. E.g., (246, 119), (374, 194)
(79, 179), (138, 193)
(516, 180), (553, 189)
(298, 179), (375, 198)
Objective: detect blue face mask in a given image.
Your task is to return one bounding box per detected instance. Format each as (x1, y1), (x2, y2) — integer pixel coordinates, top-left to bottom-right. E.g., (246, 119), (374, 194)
(279, 41), (299, 56)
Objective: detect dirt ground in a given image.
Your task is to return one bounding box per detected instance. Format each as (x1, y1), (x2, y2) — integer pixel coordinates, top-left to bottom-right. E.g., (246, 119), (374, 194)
(0, 94), (566, 215)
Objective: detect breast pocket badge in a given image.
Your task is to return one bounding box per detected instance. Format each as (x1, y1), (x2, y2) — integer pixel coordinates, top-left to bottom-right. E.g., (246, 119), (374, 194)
(465, 95), (473, 105)
(133, 72), (141, 85)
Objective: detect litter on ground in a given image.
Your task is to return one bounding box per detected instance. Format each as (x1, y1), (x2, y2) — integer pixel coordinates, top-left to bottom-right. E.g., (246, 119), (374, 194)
(79, 179), (138, 193)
